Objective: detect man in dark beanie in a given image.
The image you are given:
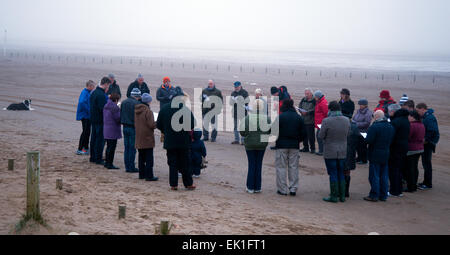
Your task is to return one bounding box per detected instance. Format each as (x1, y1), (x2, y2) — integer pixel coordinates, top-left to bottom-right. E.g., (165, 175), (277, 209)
(121, 88), (142, 173)
(339, 88), (355, 119)
(90, 77), (111, 164)
(157, 86), (196, 190)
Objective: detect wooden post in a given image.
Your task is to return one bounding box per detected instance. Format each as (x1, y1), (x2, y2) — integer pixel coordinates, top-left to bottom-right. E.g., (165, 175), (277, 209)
(118, 205), (126, 219)
(160, 220), (172, 235)
(26, 151), (41, 220)
(320, 70), (322, 77)
(382, 74), (384, 81)
(8, 159), (14, 170)
(56, 179), (63, 190)
(413, 74), (416, 83)
(432, 76), (435, 84)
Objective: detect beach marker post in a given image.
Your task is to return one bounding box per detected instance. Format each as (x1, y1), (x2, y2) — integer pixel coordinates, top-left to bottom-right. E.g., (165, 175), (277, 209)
(240, 66), (243, 72)
(278, 68), (281, 74)
(382, 74), (384, 81)
(265, 67), (268, 74)
(159, 220), (172, 235)
(216, 64), (219, 72)
(398, 74), (400, 81)
(118, 205), (126, 219)
(432, 75), (435, 84)
(56, 179), (63, 190)
(320, 70), (322, 77)
(228, 65), (231, 72)
(26, 151), (41, 221)
(413, 74), (416, 83)
(8, 159), (14, 170)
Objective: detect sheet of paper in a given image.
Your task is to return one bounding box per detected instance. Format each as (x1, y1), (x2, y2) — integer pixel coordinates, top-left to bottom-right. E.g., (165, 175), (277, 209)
(296, 107), (308, 113)
(361, 133), (367, 139)
(154, 112), (159, 120)
(318, 124), (322, 129)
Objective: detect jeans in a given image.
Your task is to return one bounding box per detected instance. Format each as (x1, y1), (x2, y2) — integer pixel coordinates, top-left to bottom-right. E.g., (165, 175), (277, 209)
(105, 139), (117, 167)
(245, 149), (266, 191)
(389, 149), (406, 196)
(421, 143), (434, 187)
(316, 128), (323, 153)
(302, 124), (316, 151)
(356, 135), (368, 163)
(203, 114), (217, 140)
(123, 126), (136, 172)
(78, 118), (91, 151)
(90, 123), (104, 163)
(138, 148), (155, 179)
(234, 117), (245, 143)
(368, 163), (389, 200)
(275, 149), (300, 193)
(167, 149), (193, 188)
(324, 159), (345, 183)
(405, 153), (420, 191)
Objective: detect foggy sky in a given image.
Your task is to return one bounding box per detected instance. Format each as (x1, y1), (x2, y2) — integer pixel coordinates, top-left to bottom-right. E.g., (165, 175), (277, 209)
(1, 0), (449, 55)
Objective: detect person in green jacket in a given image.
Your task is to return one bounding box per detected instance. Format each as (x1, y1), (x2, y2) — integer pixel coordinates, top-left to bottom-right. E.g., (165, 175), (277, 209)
(240, 99), (271, 194)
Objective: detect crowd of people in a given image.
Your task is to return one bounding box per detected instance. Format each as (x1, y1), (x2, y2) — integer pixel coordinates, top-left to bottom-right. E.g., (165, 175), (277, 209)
(76, 74), (440, 202)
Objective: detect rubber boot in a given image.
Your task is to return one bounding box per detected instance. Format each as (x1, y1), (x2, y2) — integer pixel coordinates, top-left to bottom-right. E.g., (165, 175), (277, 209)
(323, 182), (338, 203)
(345, 176), (351, 198)
(339, 180), (346, 202)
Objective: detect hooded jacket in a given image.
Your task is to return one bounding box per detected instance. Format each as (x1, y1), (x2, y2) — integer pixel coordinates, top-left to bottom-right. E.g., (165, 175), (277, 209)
(375, 97), (396, 114)
(314, 96), (328, 128)
(190, 130), (207, 168)
(90, 86), (107, 125)
(230, 88), (249, 119)
(352, 107), (373, 133)
(76, 88), (91, 121)
(422, 109), (440, 146)
(134, 103), (156, 149)
(275, 108), (305, 149)
(157, 102), (195, 150)
(408, 120), (425, 153)
(366, 118), (395, 164)
(103, 99), (122, 140)
(390, 108), (411, 153)
(240, 113), (271, 151)
(156, 84), (176, 109)
(106, 80), (122, 98)
(318, 111), (350, 159)
(126, 80), (150, 98)
(120, 97), (141, 127)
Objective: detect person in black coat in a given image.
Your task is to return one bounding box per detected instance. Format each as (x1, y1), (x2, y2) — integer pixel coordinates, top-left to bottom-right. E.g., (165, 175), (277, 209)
(344, 119), (360, 197)
(190, 129), (207, 178)
(106, 74), (122, 99)
(364, 110), (395, 202)
(157, 87), (196, 190)
(156, 77), (177, 109)
(126, 74), (150, 98)
(230, 81), (249, 144)
(273, 99), (305, 196)
(388, 104), (410, 197)
(89, 77), (111, 164)
(339, 88), (355, 119)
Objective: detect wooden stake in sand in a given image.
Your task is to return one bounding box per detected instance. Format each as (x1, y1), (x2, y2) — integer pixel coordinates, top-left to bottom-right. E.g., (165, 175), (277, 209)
(56, 179), (63, 190)
(118, 205), (126, 219)
(160, 220), (172, 235)
(26, 151), (41, 220)
(8, 159), (14, 171)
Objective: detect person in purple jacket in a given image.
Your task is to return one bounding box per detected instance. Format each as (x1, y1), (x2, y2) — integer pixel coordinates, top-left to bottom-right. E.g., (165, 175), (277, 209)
(352, 98), (373, 164)
(103, 93), (122, 170)
(76, 80), (95, 155)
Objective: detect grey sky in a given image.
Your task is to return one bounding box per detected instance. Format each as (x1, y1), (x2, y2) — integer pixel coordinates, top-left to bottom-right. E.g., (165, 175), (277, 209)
(1, 0), (449, 55)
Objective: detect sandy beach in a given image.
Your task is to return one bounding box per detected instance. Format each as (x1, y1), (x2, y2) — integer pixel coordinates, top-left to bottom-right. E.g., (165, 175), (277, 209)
(1, 54), (450, 235)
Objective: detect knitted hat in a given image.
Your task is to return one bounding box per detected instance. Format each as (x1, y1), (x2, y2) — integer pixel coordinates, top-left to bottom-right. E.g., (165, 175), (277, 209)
(234, 81), (242, 88)
(314, 90), (324, 98)
(270, 86), (279, 95)
(131, 88), (141, 97)
(163, 76), (171, 83)
(141, 93), (152, 103)
(255, 88), (262, 95)
(137, 73), (144, 79)
(358, 98), (369, 106)
(399, 94), (409, 105)
(108, 73), (115, 79)
(175, 86), (184, 97)
(380, 90), (390, 99)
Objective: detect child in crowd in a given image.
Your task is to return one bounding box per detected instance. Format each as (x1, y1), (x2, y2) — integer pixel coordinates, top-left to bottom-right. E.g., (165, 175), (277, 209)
(190, 128), (207, 178)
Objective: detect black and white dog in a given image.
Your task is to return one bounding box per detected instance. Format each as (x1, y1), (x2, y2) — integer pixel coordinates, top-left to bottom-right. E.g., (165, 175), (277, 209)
(7, 99), (32, 111)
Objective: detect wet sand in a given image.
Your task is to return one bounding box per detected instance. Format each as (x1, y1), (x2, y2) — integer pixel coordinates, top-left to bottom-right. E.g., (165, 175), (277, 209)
(0, 54), (450, 235)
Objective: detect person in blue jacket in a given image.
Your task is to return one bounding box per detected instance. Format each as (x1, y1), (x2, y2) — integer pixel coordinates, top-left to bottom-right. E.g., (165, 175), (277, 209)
(364, 110), (395, 202)
(76, 80), (95, 155)
(416, 103), (440, 190)
(190, 128), (207, 178)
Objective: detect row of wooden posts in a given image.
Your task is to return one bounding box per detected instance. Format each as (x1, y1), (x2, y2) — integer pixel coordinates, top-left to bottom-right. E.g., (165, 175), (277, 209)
(4, 51), (437, 84)
(7, 152), (172, 234)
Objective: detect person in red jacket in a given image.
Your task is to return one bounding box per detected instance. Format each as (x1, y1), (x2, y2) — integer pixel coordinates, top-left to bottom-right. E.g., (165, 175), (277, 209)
(404, 110), (425, 192)
(374, 90), (396, 116)
(314, 90), (328, 156)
